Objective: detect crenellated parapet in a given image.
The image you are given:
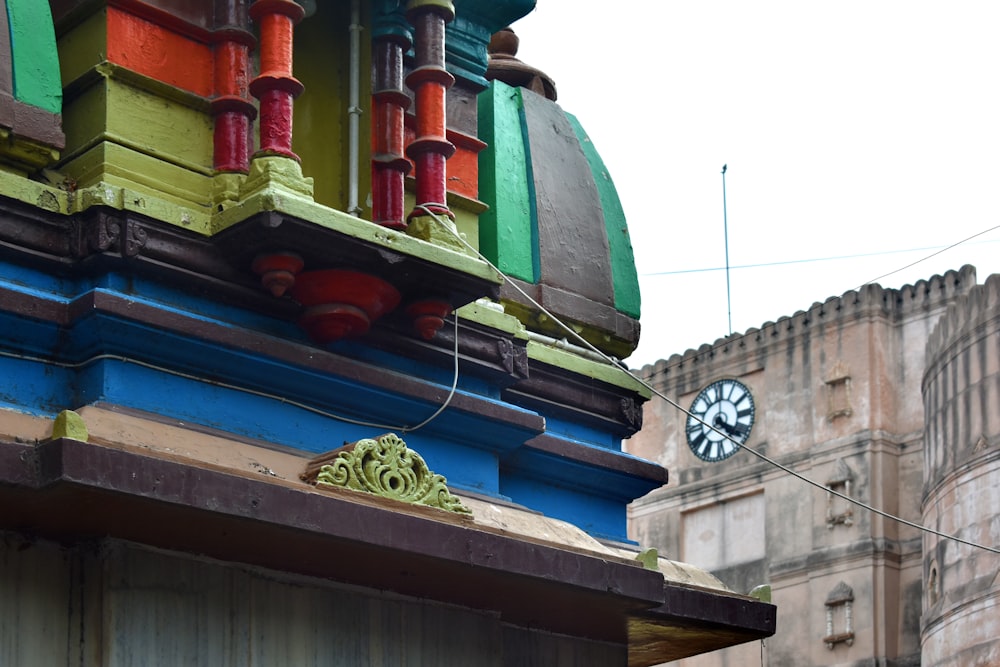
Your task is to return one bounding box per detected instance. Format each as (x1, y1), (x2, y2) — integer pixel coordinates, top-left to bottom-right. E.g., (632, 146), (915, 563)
(922, 270), (1000, 487)
(641, 266), (978, 382)
(925, 270), (1000, 366)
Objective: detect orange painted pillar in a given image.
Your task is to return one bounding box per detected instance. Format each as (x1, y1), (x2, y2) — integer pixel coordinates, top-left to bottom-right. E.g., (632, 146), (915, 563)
(405, 0), (456, 223)
(212, 0), (256, 172)
(248, 0), (304, 159)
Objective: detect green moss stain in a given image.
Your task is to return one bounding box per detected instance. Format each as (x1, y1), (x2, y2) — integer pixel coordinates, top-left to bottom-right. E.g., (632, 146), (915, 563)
(477, 81), (537, 282)
(6, 0), (62, 113)
(565, 112), (640, 319)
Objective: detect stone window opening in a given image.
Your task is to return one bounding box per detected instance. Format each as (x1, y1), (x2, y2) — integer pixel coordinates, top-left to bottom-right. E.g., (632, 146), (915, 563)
(824, 361), (852, 420)
(928, 560), (940, 606)
(823, 581), (855, 649)
(826, 459), (854, 528)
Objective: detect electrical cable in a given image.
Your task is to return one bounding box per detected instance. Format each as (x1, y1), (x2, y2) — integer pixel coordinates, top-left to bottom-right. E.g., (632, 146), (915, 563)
(399, 311), (461, 433)
(643, 241), (991, 276)
(414, 204), (1000, 556)
(644, 222), (1000, 383)
(856, 223), (1000, 290)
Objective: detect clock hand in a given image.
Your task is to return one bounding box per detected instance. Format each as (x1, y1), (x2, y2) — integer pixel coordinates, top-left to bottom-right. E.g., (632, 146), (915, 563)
(713, 416), (744, 438)
(713, 415), (734, 435)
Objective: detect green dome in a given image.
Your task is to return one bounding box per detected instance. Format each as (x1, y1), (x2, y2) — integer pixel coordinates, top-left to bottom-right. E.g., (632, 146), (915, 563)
(478, 30), (640, 359)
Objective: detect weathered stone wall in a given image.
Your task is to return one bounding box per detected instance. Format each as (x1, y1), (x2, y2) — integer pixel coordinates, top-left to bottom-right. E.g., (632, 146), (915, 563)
(628, 266), (979, 666)
(921, 272), (1000, 667)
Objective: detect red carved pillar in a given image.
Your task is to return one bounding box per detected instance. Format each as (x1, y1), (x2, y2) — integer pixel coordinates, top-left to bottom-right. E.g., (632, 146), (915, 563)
(405, 0), (456, 223)
(371, 28), (412, 230)
(248, 0), (305, 159)
(212, 0), (256, 173)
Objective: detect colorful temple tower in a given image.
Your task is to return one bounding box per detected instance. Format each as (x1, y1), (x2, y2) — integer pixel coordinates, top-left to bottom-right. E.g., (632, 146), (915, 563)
(0, 1), (774, 663)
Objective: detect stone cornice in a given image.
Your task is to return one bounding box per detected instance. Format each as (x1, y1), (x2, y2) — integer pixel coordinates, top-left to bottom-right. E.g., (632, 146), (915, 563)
(631, 430), (921, 510)
(769, 536), (923, 580)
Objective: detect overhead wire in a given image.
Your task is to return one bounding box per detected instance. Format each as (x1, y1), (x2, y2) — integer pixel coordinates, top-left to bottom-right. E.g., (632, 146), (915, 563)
(643, 238), (998, 276)
(415, 205), (1000, 556)
(642, 222), (1000, 383)
(855, 223), (1000, 290)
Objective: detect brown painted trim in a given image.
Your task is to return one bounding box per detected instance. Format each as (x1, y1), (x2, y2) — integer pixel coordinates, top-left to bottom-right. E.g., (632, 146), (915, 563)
(0, 197), (77, 262)
(522, 433), (668, 487)
(648, 584), (776, 634)
(627, 586), (776, 665)
(0, 440), (36, 486)
(52, 0), (213, 42)
(0, 284), (68, 325)
(505, 358), (645, 437)
(113, 0), (215, 41)
(503, 278), (641, 346)
(0, 91), (65, 149)
(0, 2), (12, 99)
(367, 315), (530, 388)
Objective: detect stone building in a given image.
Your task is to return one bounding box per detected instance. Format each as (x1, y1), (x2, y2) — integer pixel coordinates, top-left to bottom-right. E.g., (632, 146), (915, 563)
(627, 266), (1000, 666)
(0, 1), (774, 665)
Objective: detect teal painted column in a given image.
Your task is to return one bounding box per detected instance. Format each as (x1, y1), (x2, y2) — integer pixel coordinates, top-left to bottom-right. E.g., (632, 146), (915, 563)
(446, 0), (535, 89)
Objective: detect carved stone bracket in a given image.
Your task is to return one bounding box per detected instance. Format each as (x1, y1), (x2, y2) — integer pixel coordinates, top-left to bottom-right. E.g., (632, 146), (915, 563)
(497, 338), (528, 378)
(302, 433), (471, 515)
(74, 212), (148, 258)
(620, 397), (643, 431)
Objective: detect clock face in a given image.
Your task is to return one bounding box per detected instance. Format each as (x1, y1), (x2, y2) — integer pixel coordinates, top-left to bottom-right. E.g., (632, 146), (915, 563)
(686, 379), (755, 462)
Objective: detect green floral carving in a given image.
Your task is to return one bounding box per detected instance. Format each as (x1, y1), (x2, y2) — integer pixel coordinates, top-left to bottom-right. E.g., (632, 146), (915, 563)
(315, 433), (471, 515)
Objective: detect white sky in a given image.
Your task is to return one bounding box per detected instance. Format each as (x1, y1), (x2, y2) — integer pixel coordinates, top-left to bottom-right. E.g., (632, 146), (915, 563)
(510, 2), (1000, 369)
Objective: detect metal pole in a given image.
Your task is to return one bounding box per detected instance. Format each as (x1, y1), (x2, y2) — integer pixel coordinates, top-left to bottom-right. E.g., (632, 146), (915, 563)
(347, 0), (363, 216)
(722, 164), (732, 334)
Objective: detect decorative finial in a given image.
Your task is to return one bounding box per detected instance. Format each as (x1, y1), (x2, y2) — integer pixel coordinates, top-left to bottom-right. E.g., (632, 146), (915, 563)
(485, 27), (557, 101)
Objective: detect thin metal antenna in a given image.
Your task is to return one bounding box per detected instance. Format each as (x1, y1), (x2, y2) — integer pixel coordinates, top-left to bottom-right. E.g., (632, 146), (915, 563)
(722, 164), (732, 334)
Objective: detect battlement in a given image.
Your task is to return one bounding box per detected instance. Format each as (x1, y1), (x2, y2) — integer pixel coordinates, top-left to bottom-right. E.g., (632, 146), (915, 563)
(640, 265), (978, 382)
(926, 270), (1000, 370)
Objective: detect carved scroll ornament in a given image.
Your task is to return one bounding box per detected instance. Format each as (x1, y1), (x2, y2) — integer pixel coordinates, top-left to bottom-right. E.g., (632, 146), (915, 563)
(308, 433), (471, 515)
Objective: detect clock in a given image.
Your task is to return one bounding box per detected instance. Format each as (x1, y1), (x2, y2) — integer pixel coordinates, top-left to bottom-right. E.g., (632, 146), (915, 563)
(686, 379), (755, 462)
